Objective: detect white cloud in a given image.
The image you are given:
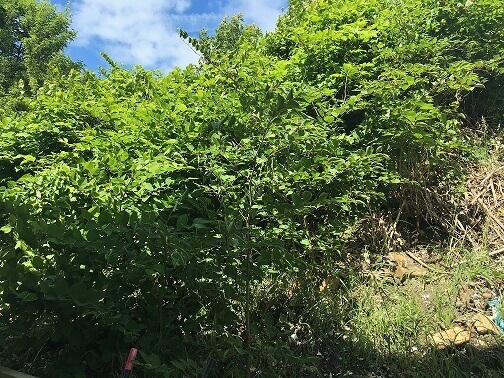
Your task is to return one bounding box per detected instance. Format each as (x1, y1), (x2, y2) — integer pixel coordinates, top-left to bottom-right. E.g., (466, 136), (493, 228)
(73, 0), (200, 69)
(170, 13), (224, 33)
(70, 0), (286, 71)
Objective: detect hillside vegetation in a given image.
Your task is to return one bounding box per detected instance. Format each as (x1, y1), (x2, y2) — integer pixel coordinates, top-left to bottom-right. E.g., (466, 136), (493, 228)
(0, 0), (503, 376)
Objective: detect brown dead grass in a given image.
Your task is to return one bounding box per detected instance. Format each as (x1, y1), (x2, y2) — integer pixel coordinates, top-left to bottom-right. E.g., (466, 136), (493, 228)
(456, 139), (504, 259)
(354, 134), (504, 265)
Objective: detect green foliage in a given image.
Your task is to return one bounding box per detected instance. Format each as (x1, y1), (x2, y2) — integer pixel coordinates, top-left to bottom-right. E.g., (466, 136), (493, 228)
(180, 14), (262, 65)
(0, 0), (78, 100)
(0, 0), (503, 376)
(0, 50), (388, 376)
(266, 0), (504, 161)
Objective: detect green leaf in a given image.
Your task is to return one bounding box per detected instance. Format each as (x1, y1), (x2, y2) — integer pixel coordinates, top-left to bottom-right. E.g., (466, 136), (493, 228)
(286, 355), (319, 364)
(265, 313), (275, 327)
(234, 346), (248, 355)
(98, 211), (113, 224)
(86, 229), (101, 242)
(291, 193), (302, 207)
(142, 352), (161, 367)
(318, 192), (329, 201)
(171, 359), (186, 371)
(117, 149), (129, 162)
(176, 214), (189, 228)
(192, 217), (210, 229)
(176, 103), (188, 112)
(71, 282), (87, 304)
(17, 291), (37, 301)
(0, 224), (12, 233)
(300, 157), (311, 168)
(302, 191), (312, 201)
(32, 256), (44, 269)
(54, 278), (69, 299)
(228, 115), (237, 128)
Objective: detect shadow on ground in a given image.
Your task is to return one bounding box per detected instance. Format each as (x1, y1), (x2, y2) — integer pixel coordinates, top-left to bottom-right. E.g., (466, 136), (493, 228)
(320, 337), (504, 377)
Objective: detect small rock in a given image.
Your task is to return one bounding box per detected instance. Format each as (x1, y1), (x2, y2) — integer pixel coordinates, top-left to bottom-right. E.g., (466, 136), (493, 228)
(430, 326), (470, 349)
(409, 266), (428, 277)
(473, 338), (489, 348)
(389, 252), (408, 266)
(393, 265), (427, 280)
(471, 313), (500, 335)
(482, 292), (493, 300)
(393, 265), (410, 280)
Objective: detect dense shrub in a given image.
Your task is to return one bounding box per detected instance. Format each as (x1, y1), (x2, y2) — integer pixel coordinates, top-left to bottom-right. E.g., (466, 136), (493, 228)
(0, 0), (503, 376)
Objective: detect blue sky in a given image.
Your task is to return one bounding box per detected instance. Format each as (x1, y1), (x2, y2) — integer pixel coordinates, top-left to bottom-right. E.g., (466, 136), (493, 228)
(49, 0), (288, 72)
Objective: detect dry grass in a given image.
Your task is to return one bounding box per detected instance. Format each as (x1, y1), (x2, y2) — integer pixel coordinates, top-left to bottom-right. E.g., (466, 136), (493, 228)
(455, 139), (504, 259)
(308, 129), (504, 376)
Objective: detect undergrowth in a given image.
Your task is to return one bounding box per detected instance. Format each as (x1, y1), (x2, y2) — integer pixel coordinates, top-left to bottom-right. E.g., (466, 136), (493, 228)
(286, 246), (504, 377)
(0, 0), (504, 377)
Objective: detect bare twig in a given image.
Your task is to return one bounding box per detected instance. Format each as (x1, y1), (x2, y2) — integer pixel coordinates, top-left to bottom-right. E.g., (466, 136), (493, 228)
(470, 183), (491, 205)
(479, 165), (504, 186)
(489, 247), (504, 257)
(387, 200), (405, 251)
(498, 181), (504, 197)
(477, 199), (504, 232)
(490, 179), (498, 207)
(491, 227), (504, 244)
(405, 251), (431, 270)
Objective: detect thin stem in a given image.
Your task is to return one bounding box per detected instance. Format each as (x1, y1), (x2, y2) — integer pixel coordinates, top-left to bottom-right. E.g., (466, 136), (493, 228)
(245, 247), (251, 378)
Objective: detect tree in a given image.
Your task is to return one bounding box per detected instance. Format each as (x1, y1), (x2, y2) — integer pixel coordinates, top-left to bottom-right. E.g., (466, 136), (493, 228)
(181, 14), (262, 64)
(0, 0), (78, 96)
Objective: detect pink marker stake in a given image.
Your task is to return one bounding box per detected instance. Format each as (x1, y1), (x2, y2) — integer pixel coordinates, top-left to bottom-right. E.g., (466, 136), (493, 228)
(123, 348), (138, 378)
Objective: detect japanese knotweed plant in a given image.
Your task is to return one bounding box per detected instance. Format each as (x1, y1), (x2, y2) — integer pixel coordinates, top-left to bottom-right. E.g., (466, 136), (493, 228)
(1, 0), (504, 376)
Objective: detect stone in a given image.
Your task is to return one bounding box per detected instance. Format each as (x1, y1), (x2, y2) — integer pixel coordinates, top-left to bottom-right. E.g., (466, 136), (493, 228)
(471, 313), (500, 335)
(409, 266), (428, 277)
(430, 326), (470, 349)
(389, 252), (408, 266)
(393, 265), (427, 280)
